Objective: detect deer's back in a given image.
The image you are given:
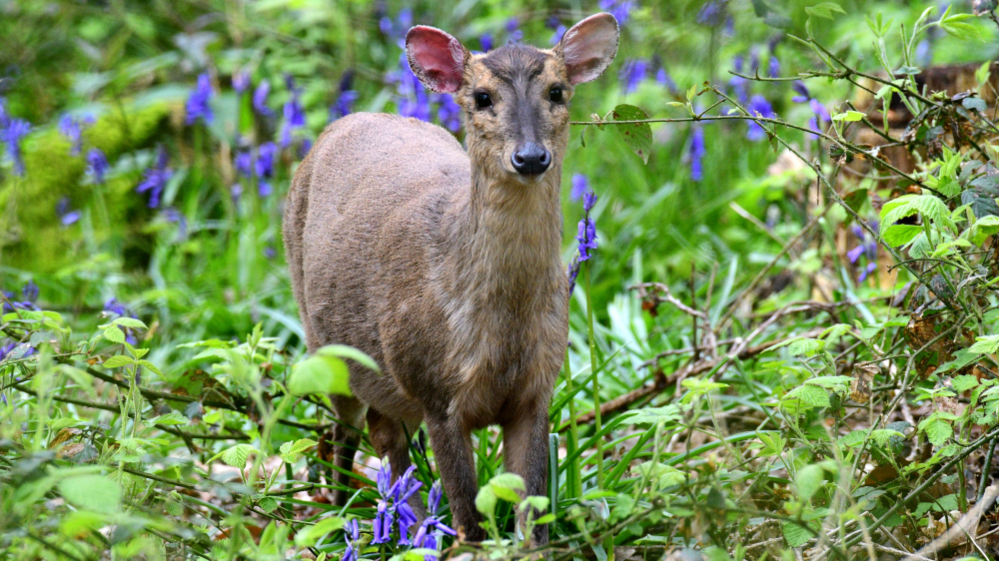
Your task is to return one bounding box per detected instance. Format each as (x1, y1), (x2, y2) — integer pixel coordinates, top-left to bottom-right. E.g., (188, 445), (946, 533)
(284, 113), (470, 420)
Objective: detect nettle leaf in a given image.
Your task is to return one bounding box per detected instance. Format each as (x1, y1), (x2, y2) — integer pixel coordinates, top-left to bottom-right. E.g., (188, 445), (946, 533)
(784, 384), (830, 408)
(782, 519), (819, 548)
(58, 474), (121, 514)
(806, 375), (853, 391)
(151, 411), (189, 426)
(918, 416), (954, 446)
(611, 104), (653, 164)
(621, 405), (681, 426)
(288, 355), (351, 397)
(208, 443), (260, 469)
(880, 194), (953, 230)
(757, 431), (786, 457)
(789, 338), (825, 357)
(103, 325), (126, 344)
(111, 317), (148, 330)
(870, 429), (905, 446)
(952, 375), (980, 392)
(102, 355), (133, 369)
(279, 438), (318, 462)
(882, 224), (923, 247)
(969, 335), (999, 355)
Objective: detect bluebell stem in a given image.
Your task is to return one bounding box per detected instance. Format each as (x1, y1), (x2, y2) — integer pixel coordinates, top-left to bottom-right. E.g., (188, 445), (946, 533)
(136, 145), (172, 208)
(255, 142), (277, 197)
(185, 73), (214, 125)
(1, 118), (31, 177)
(281, 75), (306, 148)
(570, 173), (588, 202)
(86, 148), (109, 184)
(253, 80), (274, 118)
(620, 59), (648, 94)
(58, 114), (95, 156)
(745, 95), (775, 142)
(436, 94), (461, 133)
(57, 197), (80, 227)
(567, 188), (598, 295)
(599, 0), (635, 25)
(343, 519), (360, 561)
(233, 72), (251, 94)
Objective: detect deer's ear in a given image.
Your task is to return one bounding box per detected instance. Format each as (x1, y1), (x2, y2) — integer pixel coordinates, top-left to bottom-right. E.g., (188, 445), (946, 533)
(558, 13), (620, 85)
(406, 26), (467, 93)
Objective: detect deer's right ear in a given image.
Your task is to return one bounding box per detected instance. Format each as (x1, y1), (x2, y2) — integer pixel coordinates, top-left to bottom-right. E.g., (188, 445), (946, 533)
(558, 13), (620, 85)
(406, 26), (467, 94)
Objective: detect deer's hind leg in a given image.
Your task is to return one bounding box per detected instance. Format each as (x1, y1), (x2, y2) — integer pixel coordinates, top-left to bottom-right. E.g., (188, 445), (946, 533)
(330, 395), (366, 506)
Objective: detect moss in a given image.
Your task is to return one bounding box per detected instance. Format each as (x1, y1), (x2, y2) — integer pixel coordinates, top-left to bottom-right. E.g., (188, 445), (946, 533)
(0, 101), (174, 274)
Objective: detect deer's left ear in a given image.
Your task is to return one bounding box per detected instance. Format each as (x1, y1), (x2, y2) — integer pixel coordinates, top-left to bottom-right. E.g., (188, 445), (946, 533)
(557, 13), (620, 85)
(406, 26), (468, 93)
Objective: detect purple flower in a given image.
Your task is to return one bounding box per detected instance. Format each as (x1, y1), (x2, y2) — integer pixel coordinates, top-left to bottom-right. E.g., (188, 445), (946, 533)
(576, 217), (598, 262)
(253, 80), (274, 118)
(185, 73), (214, 125)
(397, 53), (431, 122)
(57, 197), (80, 227)
(599, 0), (635, 25)
(550, 24), (567, 45)
(280, 76), (306, 148)
(397, 8), (412, 31)
(506, 18), (523, 43)
(235, 150), (253, 178)
(86, 148), (109, 184)
(412, 481), (456, 559)
(2, 118), (31, 177)
(233, 72), (251, 94)
(58, 114), (95, 156)
(792, 82), (830, 138)
(688, 125), (706, 181)
(136, 146), (172, 208)
(769, 56), (780, 78)
(255, 142), (277, 197)
(916, 39), (932, 66)
(331, 71), (358, 121)
(380, 16), (394, 35)
(163, 207), (188, 239)
(343, 518), (360, 561)
(728, 55), (748, 104)
(849, 221), (879, 281)
(479, 34), (493, 52)
(570, 174), (589, 202)
(745, 95), (775, 142)
(0, 97), (8, 129)
(437, 94), (461, 133)
(22, 281), (38, 304)
(620, 59), (649, 94)
(697, 1), (726, 26)
(791, 81), (811, 103)
(656, 68), (678, 94)
(583, 190), (597, 214)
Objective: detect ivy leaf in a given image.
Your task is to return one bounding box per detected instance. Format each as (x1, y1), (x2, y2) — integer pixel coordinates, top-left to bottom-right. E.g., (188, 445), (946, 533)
(611, 104), (653, 164)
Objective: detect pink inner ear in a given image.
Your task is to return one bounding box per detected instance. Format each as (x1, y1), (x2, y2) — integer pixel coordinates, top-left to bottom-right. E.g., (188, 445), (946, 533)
(407, 26), (464, 94)
(561, 14), (619, 85)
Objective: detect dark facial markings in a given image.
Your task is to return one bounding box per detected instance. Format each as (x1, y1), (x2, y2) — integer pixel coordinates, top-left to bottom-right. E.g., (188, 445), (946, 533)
(476, 45), (564, 148)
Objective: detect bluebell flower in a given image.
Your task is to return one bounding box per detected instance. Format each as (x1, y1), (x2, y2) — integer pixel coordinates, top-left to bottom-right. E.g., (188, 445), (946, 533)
(724, 16), (734, 36)
(728, 55), (748, 104)
(253, 80), (274, 118)
(86, 148), (109, 184)
(58, 114), (95, 156)
(0, 340), (34, 363)
(479, 34), (493, 53)
(163, 207), (188, 239)
(343, 519), (360, 561)
(235, 150), (253, 178)
(745, 95), (775, 142)
(280, 76), (306, 148)
(393, 466), (423, 545)
(792, 81), (810, 103)
(599, 0), (635, 25)
(550, 24), (567, 45)
(437, 94), (461, 133)
(136, 145), (172, 208)
(298, 138), (312, 159)
(185, 73), (214, 125)
(506, 18), (523, 43)
(620, 59), (649, 94)
(22, 281), (38, 305)
(570, 174), (589, 202)
(688, 124), (706, 181)
(57, 197), (80, 227)
(749, 50), (760, 76)
(849, 222), (879, 281)
(331, 71), (358, 121)
(255, 142), (277, 197)
(0, 97), (8, 129)
(373, 463), (394, 544)
(412, 481), (456, 559)
(2, 118), (31, 177)
(791, 81), (830, 138)
(769, 56), (780, 78)
(656, 68), (678, 94)
(397, 53), (431, 122)
(233, 72), (251, 94)
(583, 190), (597, 214)
(697, 1), (725, 26)
(576, 218), (598, 262)
(397, 8), (412, 31)
(380, 16), (394, 35)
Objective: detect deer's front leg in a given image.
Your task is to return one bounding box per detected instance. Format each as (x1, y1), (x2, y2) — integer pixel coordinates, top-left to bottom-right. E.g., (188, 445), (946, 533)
(503, 399), (552, 546)
(425, 415), (485, 542)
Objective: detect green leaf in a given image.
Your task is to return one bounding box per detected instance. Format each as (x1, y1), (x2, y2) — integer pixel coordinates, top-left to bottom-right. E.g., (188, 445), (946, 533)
(279, 438), (318, 462)
(784, 384), (830, 408)
(475, 484), (497, 516)
(489, 473), (526, 503)
(634, 462), (686, 489)
(137, 360), (162, 376)
(102, 355), (133, 369)
(788, 338), (825, 357)
(294, 516), (344, 546)
(831, 110), (865, 122)
(208, 443), (260, 469)
(112, 317), (148, 330)
(880, 194), (953, 229)
(103, 325), (126, 344)
(940, 17), (984, 42)
(919, 417), (953, 446)
(795, 464), (824, 501)
(620, 405), (681, 426)
(58, 474), (121, 514)
(969, 335), (999, 355)
(258, 496), (278, 513)
(287, 355), (351, 397)
(757, 431), (787, 457)
(782, 519), (818, 547)
(151, 411), (189, 426)
(870, 429), (904, 446)
(963, 97), (988, 112)
(315, 345), (380, 374)
(882, 224), (923, 247)
(805, 2), (846, 19)
(611, 104), (653, 164)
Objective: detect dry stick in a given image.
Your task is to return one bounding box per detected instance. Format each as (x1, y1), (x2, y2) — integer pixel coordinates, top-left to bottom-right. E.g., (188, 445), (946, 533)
(902, 484), (999, 561)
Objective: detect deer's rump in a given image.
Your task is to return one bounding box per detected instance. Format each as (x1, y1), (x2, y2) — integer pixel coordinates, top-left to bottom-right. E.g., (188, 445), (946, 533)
(284, 112), (471, 420)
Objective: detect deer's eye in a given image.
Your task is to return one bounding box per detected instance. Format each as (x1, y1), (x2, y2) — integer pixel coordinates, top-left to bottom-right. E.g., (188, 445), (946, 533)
(474, 91), (493, 110)
(549, 87), (563, 103)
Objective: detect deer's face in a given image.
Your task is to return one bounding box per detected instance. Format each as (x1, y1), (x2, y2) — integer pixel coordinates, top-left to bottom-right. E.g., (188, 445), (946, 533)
(407, 14), (619, 183)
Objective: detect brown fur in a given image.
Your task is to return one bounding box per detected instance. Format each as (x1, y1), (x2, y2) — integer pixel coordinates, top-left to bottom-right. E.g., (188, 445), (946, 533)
(283, 15), (617, 545)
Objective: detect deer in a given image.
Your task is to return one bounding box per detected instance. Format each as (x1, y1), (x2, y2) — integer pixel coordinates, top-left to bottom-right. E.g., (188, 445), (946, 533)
(283, 13), (619, 545)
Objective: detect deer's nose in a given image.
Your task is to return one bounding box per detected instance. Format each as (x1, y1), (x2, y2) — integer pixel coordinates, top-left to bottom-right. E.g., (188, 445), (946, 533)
(511, 143), (551, 176)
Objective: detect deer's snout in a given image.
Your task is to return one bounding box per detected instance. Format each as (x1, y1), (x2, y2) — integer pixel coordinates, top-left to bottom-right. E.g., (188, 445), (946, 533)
(511, 143), (551, 176)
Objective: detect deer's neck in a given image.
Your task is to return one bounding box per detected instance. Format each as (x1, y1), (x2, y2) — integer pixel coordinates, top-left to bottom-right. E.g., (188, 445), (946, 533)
(446, 164), (564, 309)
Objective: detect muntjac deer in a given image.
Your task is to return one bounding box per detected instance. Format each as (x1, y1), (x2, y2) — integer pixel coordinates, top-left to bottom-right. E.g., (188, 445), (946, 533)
(283, 14), (619, 544)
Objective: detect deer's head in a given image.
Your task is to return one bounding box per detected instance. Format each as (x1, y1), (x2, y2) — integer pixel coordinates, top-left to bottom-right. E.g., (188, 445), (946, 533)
(406, 14), (619, 184)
